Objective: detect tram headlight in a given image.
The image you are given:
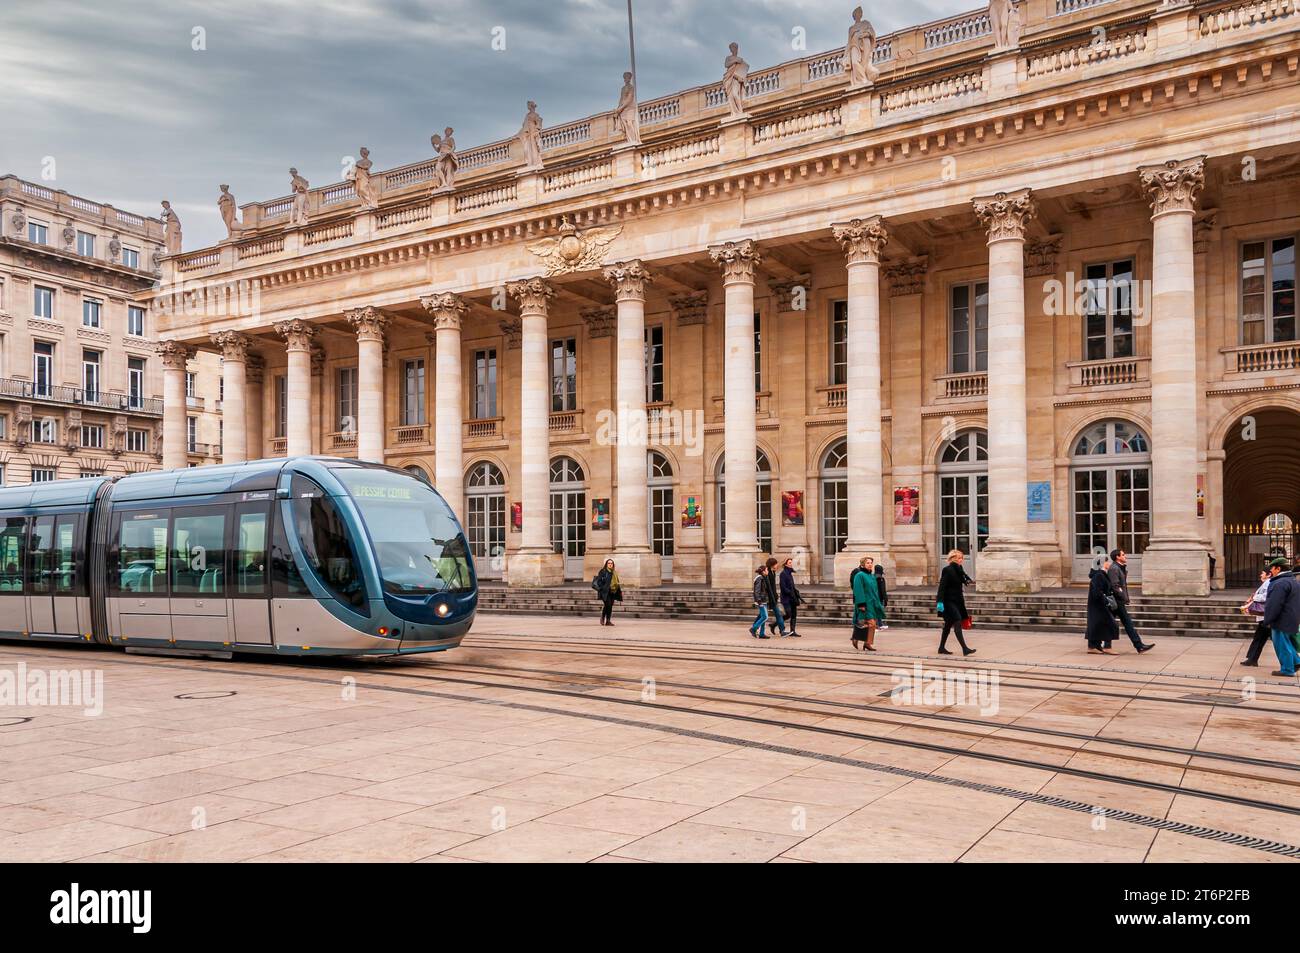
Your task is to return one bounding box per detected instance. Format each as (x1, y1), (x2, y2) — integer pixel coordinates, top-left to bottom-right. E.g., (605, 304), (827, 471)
(436, 602), (451, 618)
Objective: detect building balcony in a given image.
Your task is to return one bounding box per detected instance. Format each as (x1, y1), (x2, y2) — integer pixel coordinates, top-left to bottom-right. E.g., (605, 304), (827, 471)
(186, 395), (205, 410)
(464, 417), (502, 441)
(1224, 341), (1300, 375)
(936, 372), (988, 401)
(391, 422), (429, 447)
(1068, 356), (1150, 388)
(329, 431), (357, 451)
(549, 409), (583, 434)
(187, 442), (214, 458)
(818, 384), (847, 411)
(270, 437), (288, 455)
(0, 377), (163, 416)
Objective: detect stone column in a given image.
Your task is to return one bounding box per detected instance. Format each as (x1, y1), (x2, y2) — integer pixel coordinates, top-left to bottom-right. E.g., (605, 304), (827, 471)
(346, 307), (389, 464)
(421, 292), (468, 522)
(158, 341), (194, 471)
(708, 239), (762, 589)
(211, 330), (251, 464)
(831, 217), (889, 587)
(274, 319), (317, 458)
(505, 278), (564, 586)
(972, 189), (1040, 593)
(1137, 156), (1209, 595)
(246, 355), (265, 459)
(603, 260), (660, 588)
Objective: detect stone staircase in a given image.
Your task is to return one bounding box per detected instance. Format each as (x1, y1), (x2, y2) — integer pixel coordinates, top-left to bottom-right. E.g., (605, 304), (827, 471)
(476, 585), (1256, 640)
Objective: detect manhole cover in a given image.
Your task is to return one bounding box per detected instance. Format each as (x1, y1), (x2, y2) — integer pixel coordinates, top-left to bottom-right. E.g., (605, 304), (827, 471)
(174, 690), (238, 700)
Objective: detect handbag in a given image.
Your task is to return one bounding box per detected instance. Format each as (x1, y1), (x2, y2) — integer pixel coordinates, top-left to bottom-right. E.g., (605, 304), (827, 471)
(936, 601), (945, 616)
(1247, 600), (1266, 616)
(961, 617), (972, 630)
(1104, 594), (1118, 612)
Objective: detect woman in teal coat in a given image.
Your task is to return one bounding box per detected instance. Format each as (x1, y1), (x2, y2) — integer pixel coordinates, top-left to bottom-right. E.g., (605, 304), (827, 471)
(850, 556), (885, 651)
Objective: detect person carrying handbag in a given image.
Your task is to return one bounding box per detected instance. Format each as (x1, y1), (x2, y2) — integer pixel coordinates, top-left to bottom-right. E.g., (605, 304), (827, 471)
(1239, 569), (1273, 667)
(850, 556), (884, 651)
(592, 559), (622, 626)
(1087, 555), (1120, 655)
(935, 549), (976, 656)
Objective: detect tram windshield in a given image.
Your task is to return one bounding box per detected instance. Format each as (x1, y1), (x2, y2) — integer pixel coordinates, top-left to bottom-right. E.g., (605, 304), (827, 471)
(333, 467), (474, 595)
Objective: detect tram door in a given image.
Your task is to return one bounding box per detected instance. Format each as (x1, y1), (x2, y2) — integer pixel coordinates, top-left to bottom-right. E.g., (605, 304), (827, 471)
(229, 502), (273, 645)
(51, 515), (81, 634)
(169, 506), (229, 644)
(25, 515), (80, 636)
(0, 517), (25, 634)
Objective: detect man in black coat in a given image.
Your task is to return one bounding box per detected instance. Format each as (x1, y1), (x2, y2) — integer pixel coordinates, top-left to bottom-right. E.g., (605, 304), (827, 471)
(763, 557), (788, 637)
(1107, 549), (1154, 653)
(1261, 557), (1300, 677)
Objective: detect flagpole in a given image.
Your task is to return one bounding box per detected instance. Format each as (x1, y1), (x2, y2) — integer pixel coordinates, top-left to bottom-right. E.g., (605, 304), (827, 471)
(626, 0), (638, 88)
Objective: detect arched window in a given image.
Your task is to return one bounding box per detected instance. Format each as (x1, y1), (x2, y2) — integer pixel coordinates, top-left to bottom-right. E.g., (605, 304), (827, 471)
(938, 430), (989, 575)
(716, 450), (773, 554)
(466, 461), (505, 488)
(404, 464), (430, 484)
(648, 451), (674, 575)
(1070, 420), (1151, 582)
(464, 461), (505, 579)
(820, 439), (848, 579)
(550, 456), (586, 578)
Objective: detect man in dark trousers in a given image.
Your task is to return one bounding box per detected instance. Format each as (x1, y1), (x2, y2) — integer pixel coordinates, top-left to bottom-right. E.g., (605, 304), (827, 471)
(1107, 549), (1154, 653)
(1261, 557), (1300, 677)
(763, 557), (789, 637)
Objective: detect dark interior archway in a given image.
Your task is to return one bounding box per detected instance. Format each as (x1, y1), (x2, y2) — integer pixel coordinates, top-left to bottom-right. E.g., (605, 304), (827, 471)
(1222, 407), (1300, 585)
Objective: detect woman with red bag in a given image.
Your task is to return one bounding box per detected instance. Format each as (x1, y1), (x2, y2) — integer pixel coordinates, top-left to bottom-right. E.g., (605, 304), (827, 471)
(935, 550), (976, 656)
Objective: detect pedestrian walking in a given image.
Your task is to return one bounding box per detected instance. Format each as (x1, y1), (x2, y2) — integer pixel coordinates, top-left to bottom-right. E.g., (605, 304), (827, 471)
(850, 556), (884, 651)
(1107, 549), (1155, 653)
(763, 557), (789, 637)
(1239, 569), (1273, 668)
(1261, 557), (1300, 678)
(592, 558), (622, 626)
(1087, 555), (1120, 655)
(749, 565), (773, 639)
(779, 557), (803, 638)
(874, 563), (890, 630)
(935, 550), (976, 656)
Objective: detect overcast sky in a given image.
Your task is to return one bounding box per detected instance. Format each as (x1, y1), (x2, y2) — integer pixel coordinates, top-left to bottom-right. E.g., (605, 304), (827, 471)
(2, 0), (970, 248)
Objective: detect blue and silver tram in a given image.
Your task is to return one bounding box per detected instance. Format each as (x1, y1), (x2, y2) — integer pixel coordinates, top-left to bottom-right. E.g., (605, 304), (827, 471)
(0, 458), (476, 656)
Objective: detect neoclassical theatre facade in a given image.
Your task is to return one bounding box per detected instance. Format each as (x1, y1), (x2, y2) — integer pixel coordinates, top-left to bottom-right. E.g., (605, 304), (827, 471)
(148, 0), (1300, 594)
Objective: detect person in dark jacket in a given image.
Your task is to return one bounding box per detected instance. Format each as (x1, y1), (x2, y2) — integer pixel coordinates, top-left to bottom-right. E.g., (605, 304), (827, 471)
(762, 557), (789, 637)
(1261, 557), (1300, 677)
(1087, 557), (1120, 654)
(749, 565), (772, 639)
(778, 558), (802, 638)
(935, 549), (975, 656)
(1107, 549), (1154, 653)
(874, 564), (890, 630)
(592, 559), (622, 626)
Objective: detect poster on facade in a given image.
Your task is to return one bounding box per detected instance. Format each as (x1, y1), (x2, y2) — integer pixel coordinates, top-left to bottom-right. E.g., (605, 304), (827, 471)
(1027, 481), (1052, 522)
(591, 498), (610, 531)
(781, 490), (804, 526)
(1197, 475), (1206, 518)
(893, 486), (919, 525)
(681, 496), (702, 529)
(510, 502), (523, 532)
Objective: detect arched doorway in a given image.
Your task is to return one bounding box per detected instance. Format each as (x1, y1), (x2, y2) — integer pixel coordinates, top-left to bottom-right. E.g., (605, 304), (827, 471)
(715, 450), (773, 557)
(465, 461), (505, 580)
(820, 439), (848, 580)
(550, 456), (587, 579)
(648, 451), (674, 578)
(1222, 407), (1300, 587)
(1069, 420), (1151, 583)
(938, 430), (988, 578)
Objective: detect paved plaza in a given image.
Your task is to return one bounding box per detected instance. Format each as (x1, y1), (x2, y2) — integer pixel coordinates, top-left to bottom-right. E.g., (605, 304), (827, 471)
(1, 615), (1297, 863)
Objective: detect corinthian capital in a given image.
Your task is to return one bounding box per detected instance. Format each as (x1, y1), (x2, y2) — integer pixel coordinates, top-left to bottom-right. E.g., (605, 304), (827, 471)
(345, 306), (390, 343)
(210, 330), (252, 362)
(831, 216), (889, 265)
(274, 319), (318, 351)
(157, 340), (195, 370)
(1138, 156), (1206, 217)
(708, 239), (762, 284)
(973, 188), (1036, 243)
(420, 292), (467, 331)
(506, 277), (555, 315)
(602, 260), (653, 301)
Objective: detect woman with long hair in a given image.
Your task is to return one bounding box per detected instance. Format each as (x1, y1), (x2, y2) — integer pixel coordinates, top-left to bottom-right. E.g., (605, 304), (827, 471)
(935, 550), (976, 656)
(592, 558), (621, 626)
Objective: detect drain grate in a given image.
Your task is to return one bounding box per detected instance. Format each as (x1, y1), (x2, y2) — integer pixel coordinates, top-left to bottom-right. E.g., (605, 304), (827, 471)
(1180, 693), (1244, 705)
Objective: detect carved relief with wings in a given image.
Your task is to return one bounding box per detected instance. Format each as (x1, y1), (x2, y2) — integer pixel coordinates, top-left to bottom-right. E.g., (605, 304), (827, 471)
(526, 218), (623, 276)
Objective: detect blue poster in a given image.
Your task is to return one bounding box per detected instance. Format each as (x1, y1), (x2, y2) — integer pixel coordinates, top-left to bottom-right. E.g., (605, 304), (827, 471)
(1027, 481), (1052, 523)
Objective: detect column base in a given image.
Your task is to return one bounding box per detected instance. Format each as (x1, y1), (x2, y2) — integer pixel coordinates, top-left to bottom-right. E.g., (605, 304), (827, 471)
(975, 545), (1041, 594)
(711, 551), (760, 589)
(506, 551), (565, 588)
(610, 551), (662, 589)
(833, 546), (888, 589)
(671, 548), (709, 585)
(1139, 543), (1210, 596)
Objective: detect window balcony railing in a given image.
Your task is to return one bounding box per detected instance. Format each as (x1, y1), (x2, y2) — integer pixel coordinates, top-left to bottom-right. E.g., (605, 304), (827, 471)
(270, 437), (288, 455)
(1227, 341), (1300, 374)
(186, 395), (204, 410)
(819, 384), (848, 410)
(187, 442), (213, 457)
(937, 372), (988, 400)
(329, 431), (358, 451)
(0, 377), (163, 416)
(391, 423), (429, 446)
(548, 410), (582, 434)
(465, 417), (502, 440)
(1068, 356), (1149, 388)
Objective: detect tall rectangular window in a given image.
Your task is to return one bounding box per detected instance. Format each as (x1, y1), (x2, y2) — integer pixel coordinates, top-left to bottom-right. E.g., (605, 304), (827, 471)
(275, 375), (287, 438)
(1241, 237), (1297, 345)
(82, 298), (102, 329)
(401, 359), (426, 426)
(80, 424), (104, 449)
(28, 221), (48, 245)
(753, 312), (763, 392)
(830, 300), (848, 386)
(82, 350), (101, 400)
(645, 326), (664, 403)
(949, 282), (990, 374)
(121, 247), (139, 269)
(127, 306), (145, 336)
(185, 371), (196, 399)
(76, 231), (95, 257)
(33, 342), (54, 397)
(474, 349), (497, 419)
(550, 338), (576, 412)
(32, 419), (57, 444)
(336, 367), (358, 431)
(1083, 259), (1135, 361)
(33, 285), (54, 320)
(127, 357), (145, 409)
(127, 428), (149, 453)
(187, 416), (197, 452)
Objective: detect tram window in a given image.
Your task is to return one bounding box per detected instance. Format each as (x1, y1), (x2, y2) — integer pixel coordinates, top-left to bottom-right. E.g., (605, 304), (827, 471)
(0, 518), (25, 593)
(289, 475), (367, 612)
(235, 510), (268, 596)
(54, 517), (78, 595)
(270, 510), (309, 597)
(28, 515), (55, 595)
(171, 512), (227, 597)
(117, 514), (169, 595)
